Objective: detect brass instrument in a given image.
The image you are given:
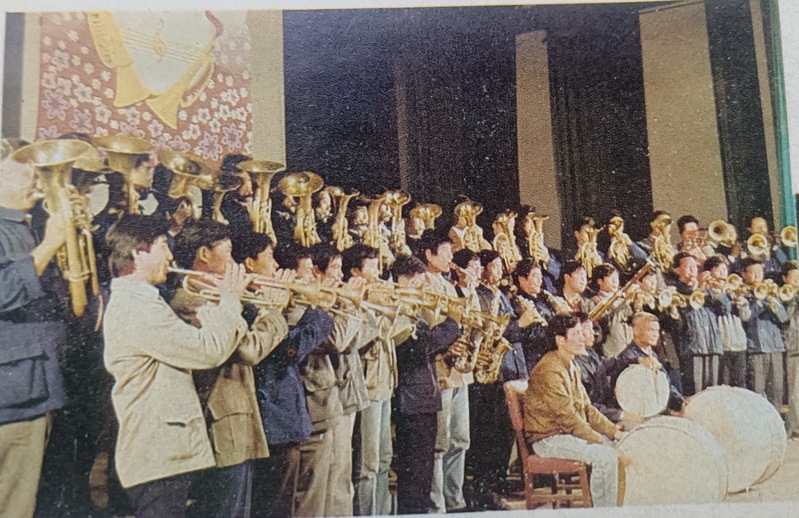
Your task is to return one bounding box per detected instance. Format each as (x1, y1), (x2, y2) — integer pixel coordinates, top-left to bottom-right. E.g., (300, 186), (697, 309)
(471, 311), (512, 383)
(650, 213), (675, 271)
(278, 172), (324, 247)
(607, 215), (633, 269)
(410, 203), (442, 232)
(543, 290), (573, 316)
(780, 226), (797, 248)
(747, 234), (770, 259)
(517, 295), (548, 326)
(360, 193), (390, 270)
(326, 186), (360, 251)
(93, 135), (153, 215)
(576, 219), (603, 278)
(589, 262), (654, 322)
(656, 286), (706, 316)
(453, 199), (488, 252)
(158, 150), (215, 218)
(238, 159), (286, 243)
(779, 284), (797, 303)
(527, 211), (550, 268)
(13, 139), (101, 317)
(209, 173), (243, 224)
(707, 220), (738, 249)
(492, 210), (523, 273)
(383, 190), (412, 256)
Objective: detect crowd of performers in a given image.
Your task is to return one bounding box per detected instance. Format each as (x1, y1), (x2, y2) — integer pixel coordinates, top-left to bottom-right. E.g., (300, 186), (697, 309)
(1, 134), (799, 517)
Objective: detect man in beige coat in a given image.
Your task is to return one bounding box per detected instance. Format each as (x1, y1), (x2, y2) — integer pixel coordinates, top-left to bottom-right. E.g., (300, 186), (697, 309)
(103, 215), (250, 518)
(170, 220), (289, 518)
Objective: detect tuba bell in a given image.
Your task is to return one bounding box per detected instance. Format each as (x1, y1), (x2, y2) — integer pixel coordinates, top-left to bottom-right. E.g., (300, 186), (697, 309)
(92, 136), (153, 215)
(157, 150), (214, 218)
(238, 159), (286, 243)
(13, 139), (100, 317)
(410, 203), (442, 231)
(327, 186), (360, 251)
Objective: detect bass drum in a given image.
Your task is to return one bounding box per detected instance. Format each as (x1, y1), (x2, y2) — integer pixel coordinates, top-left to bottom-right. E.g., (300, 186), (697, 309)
(617, 416), (727, 506)
(682, 385), (787, 492)
(615, 364), (671, 417)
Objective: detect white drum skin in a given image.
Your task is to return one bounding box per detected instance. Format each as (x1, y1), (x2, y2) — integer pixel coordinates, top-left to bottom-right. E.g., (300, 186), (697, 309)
(683, 386), (787, 492)
(615, 364), (671, 418)
(617, 416), (727, 506)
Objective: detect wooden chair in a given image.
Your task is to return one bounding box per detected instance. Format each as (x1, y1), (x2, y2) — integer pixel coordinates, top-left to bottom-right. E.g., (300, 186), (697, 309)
(503, 380), (593, 509)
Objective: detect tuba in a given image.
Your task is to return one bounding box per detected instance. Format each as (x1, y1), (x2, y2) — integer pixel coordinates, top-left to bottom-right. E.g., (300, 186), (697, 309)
(238, 159), (286, 243)
(93, 135), (153, 215)
(527, 211), (551, 268)
(410, 203), (442, 232)
(492, 210), (523, 274)
(453, 200), (486, 252)
(278, 172), (324, 247)
(13, 139), (100, 317)
(383, 190), (412, 256)
(327, 186), (360, 251)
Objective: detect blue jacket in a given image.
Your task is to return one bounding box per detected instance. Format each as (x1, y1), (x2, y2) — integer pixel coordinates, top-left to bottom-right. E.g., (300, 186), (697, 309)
(512, 292), (556, 372)
(741, 298), (788, 354)
(668, 280), (722, 356)
(0, 207), (66, 425)
(254, 308), (333, 445)
(395, 317), (460, 415)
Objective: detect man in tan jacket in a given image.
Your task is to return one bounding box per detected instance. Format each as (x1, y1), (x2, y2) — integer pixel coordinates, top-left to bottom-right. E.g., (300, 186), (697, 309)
(103, 215), (250, 518)
(170, 220), (289, 518)
(523, 312), (625, 508)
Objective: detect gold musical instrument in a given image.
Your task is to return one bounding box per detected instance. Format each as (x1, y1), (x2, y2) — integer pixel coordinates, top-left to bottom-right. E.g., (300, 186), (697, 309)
(707, 220), (738, 249)
(326, 186), (360, 251)
(607, 215), (633, 269)
(543, 290), (573, 316)
(13, 139), (101, 317)
(93, 135), (153, 215)
(157, 150), (214, 218)
(780, 226), (797, 248)
(589, 262), (654, 322)
(576, 218), (603, 278)
(452, 199), (488, 252)
(208, 173), (243, 224)
(527, 211), (550, 268)
(410, 203), (442, 232)
(278, 172), (324, 247)
(492, 210), (523, 273)
(517, 295), (548, 327)
(360, 193), (391, 270)
(657, 286), (706, 316)
(650, 213), (675, 271)
(472, 311), (513, 384)
(747, 234), (770, 259)
(779, 284), (797, 303)
(238, 159), (286, 243)
(383, 190), (412, 256)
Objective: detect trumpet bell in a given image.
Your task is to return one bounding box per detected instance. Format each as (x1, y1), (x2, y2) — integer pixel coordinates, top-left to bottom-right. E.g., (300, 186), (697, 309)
(747, 234), (770, 258)
(278, 172), (324, 197)
(689, 290), (706, 310)
(779, 284), (797, 303)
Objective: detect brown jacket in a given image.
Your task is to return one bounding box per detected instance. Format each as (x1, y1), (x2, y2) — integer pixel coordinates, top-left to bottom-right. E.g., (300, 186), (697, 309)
(523, 350), (617, 445)
(171, 288), (289, 468)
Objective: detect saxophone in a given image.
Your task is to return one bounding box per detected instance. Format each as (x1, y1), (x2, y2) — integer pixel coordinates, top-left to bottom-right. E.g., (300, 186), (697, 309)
(543, 290), (573, 315)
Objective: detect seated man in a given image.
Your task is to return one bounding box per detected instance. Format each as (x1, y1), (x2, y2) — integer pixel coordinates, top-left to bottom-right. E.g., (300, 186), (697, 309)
(523, 313), (624, 508)
(607, 312), (685, 415)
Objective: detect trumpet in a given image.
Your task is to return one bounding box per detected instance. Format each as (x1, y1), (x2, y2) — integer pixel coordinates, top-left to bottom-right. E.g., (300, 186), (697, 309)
(13, 139), (101, 317)
(747, 234), (770, 259)
(779, 284), (797, 303)
(589, 262), (654, 322)
(780, 226), (797, 248)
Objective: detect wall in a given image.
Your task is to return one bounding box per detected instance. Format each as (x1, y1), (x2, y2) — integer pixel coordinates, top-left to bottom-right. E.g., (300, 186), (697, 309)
(639, 1), (728, 239)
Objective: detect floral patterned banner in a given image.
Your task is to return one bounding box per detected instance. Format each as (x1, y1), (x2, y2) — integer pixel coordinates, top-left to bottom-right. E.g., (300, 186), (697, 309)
(37, 11), (253, 166)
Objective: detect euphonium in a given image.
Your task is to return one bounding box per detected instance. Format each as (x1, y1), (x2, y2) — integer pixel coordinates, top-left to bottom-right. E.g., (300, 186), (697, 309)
(279, 172), (324, 247)
(492, 210), (523, 274)
(238, 159), (286, 243)
(780, 226), (797, 248)
(93, 135), (153, 215)
(472, 311), (513, 384)
(410, 203), (442, 231)
(13, 139), (100, 317)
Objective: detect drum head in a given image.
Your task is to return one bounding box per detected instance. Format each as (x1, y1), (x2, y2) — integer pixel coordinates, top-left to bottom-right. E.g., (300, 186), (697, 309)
(615, 364), (670, 417)
(683, 386), (787, 492)
(617, 416), (727, 506)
